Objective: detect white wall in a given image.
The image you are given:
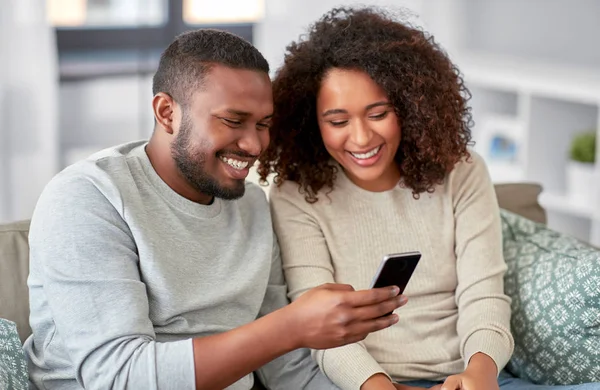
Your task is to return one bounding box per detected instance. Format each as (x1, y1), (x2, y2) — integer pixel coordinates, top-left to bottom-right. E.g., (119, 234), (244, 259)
(59, 75), (154, 167)
(0, 0), (58, 223)
(463, 0), (600, 68)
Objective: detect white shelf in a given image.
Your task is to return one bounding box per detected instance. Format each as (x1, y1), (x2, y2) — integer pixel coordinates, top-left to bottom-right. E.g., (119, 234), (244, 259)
(431, 3), (600, 246)
(539, 192), (595, 219)
(457, 52), (600, 105)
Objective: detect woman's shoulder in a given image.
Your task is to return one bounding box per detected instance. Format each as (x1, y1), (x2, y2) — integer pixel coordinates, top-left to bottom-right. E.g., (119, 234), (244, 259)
(269, 180), (313, 209)
(269, 179), (339, 215)
(269, 179), (303, 199)
(446, 149), (493, 195)
(449, 149), (489, 180)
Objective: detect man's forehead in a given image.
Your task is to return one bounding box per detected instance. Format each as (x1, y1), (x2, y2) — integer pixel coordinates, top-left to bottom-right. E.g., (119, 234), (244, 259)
(202, 64), (271, 90)
(189, 67), (273, 116)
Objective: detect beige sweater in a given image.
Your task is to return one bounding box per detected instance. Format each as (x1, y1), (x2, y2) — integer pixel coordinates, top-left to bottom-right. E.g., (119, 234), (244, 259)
(269, 151), (514, 390)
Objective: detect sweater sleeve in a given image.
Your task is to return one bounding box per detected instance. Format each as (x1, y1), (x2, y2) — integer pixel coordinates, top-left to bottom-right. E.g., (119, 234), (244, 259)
(451, 152), (515, 373)
(255, 236), (340, 390)
(28, 171), (195, 390)
(269, 183), (388, 390)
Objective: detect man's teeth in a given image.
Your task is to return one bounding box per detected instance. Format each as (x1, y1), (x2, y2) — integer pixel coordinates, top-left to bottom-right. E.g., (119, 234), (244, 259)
(350, 146), (381, 160)
(220, 156), (249, 170)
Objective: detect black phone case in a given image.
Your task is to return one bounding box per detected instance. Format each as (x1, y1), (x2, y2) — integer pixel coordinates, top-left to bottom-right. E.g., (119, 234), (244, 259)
(371, 252), (421, 317)
(371, 252), (421, 292)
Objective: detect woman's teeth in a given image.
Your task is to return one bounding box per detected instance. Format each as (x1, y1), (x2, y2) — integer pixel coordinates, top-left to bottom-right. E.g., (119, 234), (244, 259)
(350, 146), (381, 160)
(220, 156), (249, 170)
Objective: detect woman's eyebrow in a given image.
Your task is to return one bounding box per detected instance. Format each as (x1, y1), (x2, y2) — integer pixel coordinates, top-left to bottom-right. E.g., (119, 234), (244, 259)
(365, 101), (392, 110)
(322, 108), (348, 117)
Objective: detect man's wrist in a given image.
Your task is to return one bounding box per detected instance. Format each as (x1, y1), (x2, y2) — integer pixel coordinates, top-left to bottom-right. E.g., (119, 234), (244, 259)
(270, 304), (302, 351)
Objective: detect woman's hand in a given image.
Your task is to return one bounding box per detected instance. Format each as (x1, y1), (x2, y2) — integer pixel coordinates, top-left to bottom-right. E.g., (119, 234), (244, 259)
(435, 353), (499, 390)
(394, 384), (431, 390)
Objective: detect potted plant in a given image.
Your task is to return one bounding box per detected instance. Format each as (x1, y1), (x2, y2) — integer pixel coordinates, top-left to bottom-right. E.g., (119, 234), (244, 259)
(567, 131), (596, 204)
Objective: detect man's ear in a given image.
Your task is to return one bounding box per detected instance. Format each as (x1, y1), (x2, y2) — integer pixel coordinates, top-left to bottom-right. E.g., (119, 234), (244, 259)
(152, 92), (177, 135)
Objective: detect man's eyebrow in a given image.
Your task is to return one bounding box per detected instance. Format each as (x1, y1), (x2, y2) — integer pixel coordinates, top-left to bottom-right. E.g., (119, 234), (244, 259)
(225, 109), (251, 117)
(322, 108), (348, 117)
(224, 110), (273, 121)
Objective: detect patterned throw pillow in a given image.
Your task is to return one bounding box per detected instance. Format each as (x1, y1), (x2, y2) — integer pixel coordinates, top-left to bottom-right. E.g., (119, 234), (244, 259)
(0, 319), (28, 390)
(501, 209), (600, 385)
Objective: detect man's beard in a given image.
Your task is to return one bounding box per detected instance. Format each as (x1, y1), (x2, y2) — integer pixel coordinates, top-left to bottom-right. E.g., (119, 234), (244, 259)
(171, 113), (246, 201)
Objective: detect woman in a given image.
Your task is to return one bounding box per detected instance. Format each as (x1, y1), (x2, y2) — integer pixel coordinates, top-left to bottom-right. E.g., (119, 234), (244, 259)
(258, 6), (597, 390)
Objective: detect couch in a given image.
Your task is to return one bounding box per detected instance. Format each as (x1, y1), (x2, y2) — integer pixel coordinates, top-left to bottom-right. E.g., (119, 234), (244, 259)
(0, 183), (547, 387)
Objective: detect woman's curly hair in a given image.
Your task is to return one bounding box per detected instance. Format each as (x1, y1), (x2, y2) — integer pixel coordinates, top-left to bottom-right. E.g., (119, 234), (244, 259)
(258, 6), (473, 203)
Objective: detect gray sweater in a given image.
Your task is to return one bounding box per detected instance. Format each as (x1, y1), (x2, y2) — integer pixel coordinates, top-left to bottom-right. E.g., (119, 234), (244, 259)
(23, 141), (337, 390)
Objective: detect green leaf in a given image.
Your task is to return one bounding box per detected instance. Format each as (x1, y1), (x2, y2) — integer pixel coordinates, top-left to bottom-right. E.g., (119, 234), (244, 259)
(569, 132), (596, 163)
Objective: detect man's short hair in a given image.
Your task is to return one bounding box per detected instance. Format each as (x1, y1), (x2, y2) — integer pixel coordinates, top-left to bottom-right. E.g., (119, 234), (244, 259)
(152, 29), (270, 105)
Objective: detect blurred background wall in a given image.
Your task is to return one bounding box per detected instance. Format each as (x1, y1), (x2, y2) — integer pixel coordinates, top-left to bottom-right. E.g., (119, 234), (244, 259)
(1, 0), (58, 226)
(1, 0), (599, 244)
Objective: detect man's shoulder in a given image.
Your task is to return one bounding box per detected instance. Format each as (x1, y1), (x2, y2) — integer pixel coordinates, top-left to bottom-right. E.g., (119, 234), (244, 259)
(41, 141), (146, 208)
(82, 140), (147, 178)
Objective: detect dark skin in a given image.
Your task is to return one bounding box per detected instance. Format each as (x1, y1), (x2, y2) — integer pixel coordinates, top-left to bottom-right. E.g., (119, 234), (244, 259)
(146, 64), (273, 205)
(146, 64), (408, 390)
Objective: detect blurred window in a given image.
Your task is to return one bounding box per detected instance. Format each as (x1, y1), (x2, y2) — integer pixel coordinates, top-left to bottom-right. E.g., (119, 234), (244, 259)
(47, 0), (263, 79)
(48, 0), (167, 27)
(47, 0), (264, 28)
(183, 0), (264, 24)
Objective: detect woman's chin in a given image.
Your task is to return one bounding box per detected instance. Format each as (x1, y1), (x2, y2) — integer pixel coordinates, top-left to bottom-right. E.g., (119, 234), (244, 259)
(345, 169), (388, 188)
(340, 157), (400, 191)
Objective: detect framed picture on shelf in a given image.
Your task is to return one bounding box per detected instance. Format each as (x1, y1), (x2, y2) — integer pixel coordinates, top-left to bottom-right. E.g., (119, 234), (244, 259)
(476, 115), (526, 183)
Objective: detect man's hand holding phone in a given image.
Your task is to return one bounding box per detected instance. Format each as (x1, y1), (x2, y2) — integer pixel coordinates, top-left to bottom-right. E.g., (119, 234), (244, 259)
(283, 251), (420, 351)
(285, 283), (407, 350)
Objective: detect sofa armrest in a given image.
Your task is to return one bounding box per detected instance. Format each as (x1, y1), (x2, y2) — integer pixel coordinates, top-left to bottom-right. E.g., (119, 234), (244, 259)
(494, 183), (546, 225)
(0, 220), (32, 343)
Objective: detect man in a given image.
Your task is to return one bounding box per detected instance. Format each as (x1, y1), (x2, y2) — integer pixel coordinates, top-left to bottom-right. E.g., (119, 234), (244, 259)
(23, 29), (405, 390)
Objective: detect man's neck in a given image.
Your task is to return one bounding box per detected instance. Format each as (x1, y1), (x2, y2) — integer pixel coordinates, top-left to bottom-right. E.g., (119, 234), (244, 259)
(145, 136), (213, 205)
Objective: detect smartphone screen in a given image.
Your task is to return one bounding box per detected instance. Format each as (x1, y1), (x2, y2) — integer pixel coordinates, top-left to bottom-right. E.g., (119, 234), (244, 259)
(369, 251), (421, 292)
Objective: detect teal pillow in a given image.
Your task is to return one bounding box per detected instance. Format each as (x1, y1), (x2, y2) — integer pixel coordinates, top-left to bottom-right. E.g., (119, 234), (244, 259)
(0, 318), (28, 389)
(501, 209), (600, 385)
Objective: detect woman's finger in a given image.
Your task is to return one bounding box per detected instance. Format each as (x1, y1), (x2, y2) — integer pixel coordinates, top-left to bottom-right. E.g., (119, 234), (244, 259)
(440, 376), (462, 390)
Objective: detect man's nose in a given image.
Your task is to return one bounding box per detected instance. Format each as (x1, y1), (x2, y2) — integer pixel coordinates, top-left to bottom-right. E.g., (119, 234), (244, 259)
(238, 128), (263, 157)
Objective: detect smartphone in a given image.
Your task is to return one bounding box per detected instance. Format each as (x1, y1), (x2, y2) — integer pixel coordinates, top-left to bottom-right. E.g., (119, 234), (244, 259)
(369, 251), (421, 292)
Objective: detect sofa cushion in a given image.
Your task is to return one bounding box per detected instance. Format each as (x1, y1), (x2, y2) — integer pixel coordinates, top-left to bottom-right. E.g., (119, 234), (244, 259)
(0, 220), (31, 343)
(501, 209), (600, 385)
(0, 318), (28, 389)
